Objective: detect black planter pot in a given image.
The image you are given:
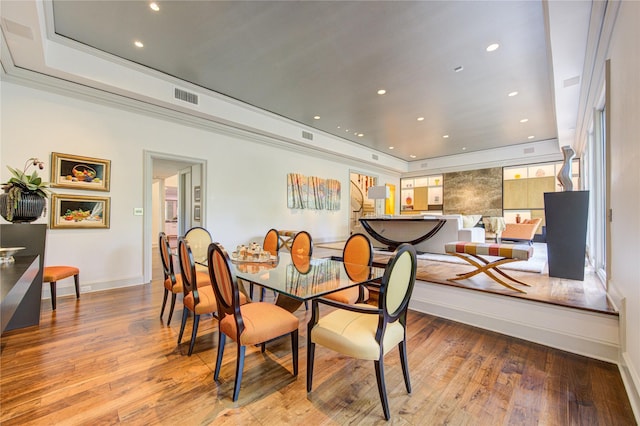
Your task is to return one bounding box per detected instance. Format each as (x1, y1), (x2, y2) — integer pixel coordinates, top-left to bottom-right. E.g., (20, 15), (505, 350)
(0, 192), (46, 223)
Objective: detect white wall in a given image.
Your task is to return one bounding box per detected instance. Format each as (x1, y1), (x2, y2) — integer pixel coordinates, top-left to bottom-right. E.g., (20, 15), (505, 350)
(1, 80), (400, 292)
(606, 0), (640, 416)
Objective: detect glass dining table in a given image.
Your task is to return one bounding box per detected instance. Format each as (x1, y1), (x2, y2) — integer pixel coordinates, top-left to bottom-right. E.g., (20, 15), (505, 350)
(202, 252), (385, 312)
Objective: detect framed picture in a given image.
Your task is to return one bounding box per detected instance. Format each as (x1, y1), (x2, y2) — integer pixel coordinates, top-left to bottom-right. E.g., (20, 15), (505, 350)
(50, 194), (110, 229)
(193, 186), (201, 202)
(193, 204), (201, 222)
(51, 152), (111, 191)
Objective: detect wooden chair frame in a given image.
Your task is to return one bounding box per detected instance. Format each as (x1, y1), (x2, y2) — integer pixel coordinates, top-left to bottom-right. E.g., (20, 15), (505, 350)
(208, 242), (299, 401)
(307, 243), (417, 420)
(159, 232), (179, 325)
(176, 237), (217, 356)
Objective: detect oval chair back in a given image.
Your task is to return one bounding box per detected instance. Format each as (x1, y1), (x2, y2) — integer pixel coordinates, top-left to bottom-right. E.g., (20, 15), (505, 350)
(378, 243), (417, 322)
(184, 226), (212, 265)
(177, 237), (199, 303)
(324, 233), (373, 303)
(291, 231), (313, 256)
(207, 242), (243, 324)
(263, 228), (280, 255)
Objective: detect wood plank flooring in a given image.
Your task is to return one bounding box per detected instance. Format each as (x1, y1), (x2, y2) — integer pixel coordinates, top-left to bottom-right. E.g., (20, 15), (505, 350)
(0, 252), (636, 425)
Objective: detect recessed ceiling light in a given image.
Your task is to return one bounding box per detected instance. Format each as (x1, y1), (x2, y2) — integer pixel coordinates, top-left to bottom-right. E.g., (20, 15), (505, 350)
(149, 2), (160, 11)
(345, 129), (350, 132)
(528, 135), (535, 139)
(454, 65), (464, 73)
(357, 133), (364, 137)
(389, 146), (394, 150)
(508, 91), (519, 97)
(337, 125), (341, 129)
(134, 40), (144, 48)
(443, 135), (449, 139)
(486, 43), (500, 52)
(377, 89), (386, 95)
(520, 118), (529, 123)
(313, 116), (320, 120)
(410, 155), (416, 159)
(462, 147), (467, 151)
(417, 117), (425, 121)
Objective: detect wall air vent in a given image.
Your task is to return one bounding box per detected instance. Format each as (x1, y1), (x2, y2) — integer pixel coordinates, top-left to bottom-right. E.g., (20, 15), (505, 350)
(524, 147), (535, 154)
(174, 88), (199, 105)
(302, 131), (314, 141)
(421, 162), (428, 168)
(371, 154), (379, 160)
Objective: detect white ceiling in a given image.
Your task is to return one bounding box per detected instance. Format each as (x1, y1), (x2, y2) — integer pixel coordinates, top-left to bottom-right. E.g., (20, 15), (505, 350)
(1, 1), (590, 163)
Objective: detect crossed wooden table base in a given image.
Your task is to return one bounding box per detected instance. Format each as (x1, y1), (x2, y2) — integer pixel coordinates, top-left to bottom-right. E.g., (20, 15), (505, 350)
(444, 242), (534, 293)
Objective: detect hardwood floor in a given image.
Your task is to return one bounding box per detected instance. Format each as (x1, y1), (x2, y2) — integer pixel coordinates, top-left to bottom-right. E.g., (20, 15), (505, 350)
(0, 254), (636, 425)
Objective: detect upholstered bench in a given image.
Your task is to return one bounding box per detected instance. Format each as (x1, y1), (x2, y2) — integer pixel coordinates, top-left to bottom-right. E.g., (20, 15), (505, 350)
(444, 241), (534, 293)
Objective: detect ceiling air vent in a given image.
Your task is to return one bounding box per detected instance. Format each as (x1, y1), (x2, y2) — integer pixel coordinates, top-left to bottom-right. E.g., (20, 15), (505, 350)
(371, 154), (379, 160)
(174, 88), (199, 105)
(421, 162), (429, 168)
(524, 147), (535, 154)
(301, 131), (314, 141)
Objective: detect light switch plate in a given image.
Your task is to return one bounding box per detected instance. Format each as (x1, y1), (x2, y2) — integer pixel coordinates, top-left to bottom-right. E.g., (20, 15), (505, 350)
(133, 208), (143, 216)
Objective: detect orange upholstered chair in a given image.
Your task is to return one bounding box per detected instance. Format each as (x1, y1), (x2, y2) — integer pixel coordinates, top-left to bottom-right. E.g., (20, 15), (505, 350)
(208, 242), (299, 401)
(176, 237), (218, 356)
(290, 230), (312, 257)
(324, 233), (373, 304)
(159, 232), (210, 325)
(500, 218), (542, 244)
(43, 265), (80, 310)
(307, 243), (418, 420)
(250, 228), (281, 301)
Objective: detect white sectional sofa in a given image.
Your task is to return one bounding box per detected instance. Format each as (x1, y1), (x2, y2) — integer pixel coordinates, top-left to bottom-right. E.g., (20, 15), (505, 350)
(413, 214), (485, 254)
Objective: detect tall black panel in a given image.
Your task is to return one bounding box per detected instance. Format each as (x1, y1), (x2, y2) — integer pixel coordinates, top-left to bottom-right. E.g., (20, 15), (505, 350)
(544, 191), (589, 280)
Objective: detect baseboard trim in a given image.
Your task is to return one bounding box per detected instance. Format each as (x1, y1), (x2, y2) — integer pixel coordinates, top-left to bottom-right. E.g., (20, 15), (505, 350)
(409, 280), (620, 363)
(41, 276), (148, 300)
(619, 351), (640, 423)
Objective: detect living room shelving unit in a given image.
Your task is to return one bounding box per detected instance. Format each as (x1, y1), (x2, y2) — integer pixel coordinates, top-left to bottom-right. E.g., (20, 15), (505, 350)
(400, 174), (443, 214)
(503, 160), (580, 240)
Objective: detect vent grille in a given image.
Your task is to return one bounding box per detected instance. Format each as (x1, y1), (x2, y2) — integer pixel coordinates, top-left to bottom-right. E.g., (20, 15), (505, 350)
(174, 88), (199, 105)
(371, 154), (379, 160)
(524, 147), (535, 154)
(302, 131), (314, 140)
(421, 162), (429, 168)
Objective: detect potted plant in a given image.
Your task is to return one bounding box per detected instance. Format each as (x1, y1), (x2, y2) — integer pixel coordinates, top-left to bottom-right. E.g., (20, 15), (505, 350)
(1, 158), (51, 223)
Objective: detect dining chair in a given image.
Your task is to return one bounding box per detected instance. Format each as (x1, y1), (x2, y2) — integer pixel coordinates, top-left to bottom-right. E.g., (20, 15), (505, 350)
(184, 226), (212, 265)
(250, 228), (280, 301)
(176, 237), (218, 356)
(207, 242), (299, 402)
(290, 231), (312, 309)
(324, 233), (373, 304)
(159, 232), (211, 325)
(307, 243), (417, 420)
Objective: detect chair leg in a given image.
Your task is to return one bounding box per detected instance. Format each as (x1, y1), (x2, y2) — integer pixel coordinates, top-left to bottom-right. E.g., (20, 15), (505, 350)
(50, 281), (57, 310)
(291, 329), (298, 376)
(177, 309), (188, 345)
(73, 274), (80, 299)
(188, 314), (200, 356)
(399, 339), (412, 393)
(374, 360), (391, 421)
(233, 344), (246, 401)
(306, 340), (315, 392)
(160, 288), (169, 319)
(214, 332), (226, 381)
(260, 342), (266, 353)
(249, 283), (254, 299)
(167, 293), (177, 325)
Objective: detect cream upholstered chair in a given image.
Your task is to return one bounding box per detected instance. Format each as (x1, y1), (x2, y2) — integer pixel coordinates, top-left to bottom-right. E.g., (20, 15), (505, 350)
(184, 226), (212, 265)
(208, 242), (299, 401)
(307, 243), (417, 420)
(324, 233), (373, 304)
(250, 228), (280, 301)
(176, 237), (218, 356)
(159, 232), (210, 325)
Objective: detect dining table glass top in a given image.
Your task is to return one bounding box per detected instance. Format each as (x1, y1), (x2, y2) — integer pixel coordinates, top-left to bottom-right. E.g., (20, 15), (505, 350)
(229, 252), (385, 301)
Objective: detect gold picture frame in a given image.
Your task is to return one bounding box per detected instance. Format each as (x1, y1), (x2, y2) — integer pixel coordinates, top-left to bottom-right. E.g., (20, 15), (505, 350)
(51, 152), (111, 191)
(50, 194), (110, 229)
